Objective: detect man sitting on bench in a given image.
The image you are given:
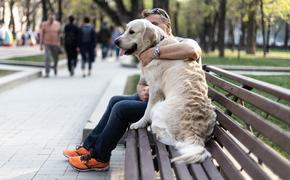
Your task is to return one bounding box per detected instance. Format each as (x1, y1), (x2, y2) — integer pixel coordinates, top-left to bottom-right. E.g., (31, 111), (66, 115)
(63, 8), (202, 172)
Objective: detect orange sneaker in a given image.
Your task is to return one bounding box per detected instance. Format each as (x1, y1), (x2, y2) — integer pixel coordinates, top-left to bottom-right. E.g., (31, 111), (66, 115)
(68, 154), (110, 171)
(63, 146), (90, 158)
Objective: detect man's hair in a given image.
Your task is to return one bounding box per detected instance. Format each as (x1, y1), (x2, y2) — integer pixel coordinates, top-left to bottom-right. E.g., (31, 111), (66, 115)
(84, 16), (90, 23)
(141, 8), (171, 24)
(68, 15), (75, 23)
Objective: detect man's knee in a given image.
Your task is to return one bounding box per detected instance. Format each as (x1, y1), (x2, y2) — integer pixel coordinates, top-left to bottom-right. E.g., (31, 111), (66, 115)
(108, 96), (125, 108)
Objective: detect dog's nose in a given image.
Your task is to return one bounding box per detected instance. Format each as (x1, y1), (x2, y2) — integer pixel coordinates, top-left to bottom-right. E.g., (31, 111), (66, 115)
(114, 39), (120, 47)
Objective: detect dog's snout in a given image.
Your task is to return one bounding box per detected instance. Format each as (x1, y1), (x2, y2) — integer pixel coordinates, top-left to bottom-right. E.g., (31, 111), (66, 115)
(114, 39), (120, 47)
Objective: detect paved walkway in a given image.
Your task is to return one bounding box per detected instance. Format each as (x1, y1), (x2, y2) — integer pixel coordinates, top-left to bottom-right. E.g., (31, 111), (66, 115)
(0, 58), (138, 180)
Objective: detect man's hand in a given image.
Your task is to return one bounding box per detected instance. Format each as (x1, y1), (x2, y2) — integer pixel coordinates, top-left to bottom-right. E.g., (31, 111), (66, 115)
(137, 85), (149, 102)
(139, 47), (154, 66)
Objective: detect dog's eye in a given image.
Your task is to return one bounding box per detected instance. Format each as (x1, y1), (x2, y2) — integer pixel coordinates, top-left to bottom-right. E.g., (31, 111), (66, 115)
(129, 30), (135, 34)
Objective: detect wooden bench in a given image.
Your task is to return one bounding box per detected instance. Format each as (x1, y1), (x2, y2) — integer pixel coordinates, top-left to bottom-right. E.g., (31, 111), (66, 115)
(124, 65), (290, 180)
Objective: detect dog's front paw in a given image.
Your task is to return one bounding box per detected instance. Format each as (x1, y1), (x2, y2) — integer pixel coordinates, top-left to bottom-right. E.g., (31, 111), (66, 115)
(130, 121), (147, 129)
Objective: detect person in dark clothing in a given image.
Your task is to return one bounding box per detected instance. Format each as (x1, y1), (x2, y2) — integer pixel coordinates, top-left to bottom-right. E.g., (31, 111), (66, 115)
(64, 15), (79, 76)
(79, 16), (97, 77)
(98, 22), (111, 60)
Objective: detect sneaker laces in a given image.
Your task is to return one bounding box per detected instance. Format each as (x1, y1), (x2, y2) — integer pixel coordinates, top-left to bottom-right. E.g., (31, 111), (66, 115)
(80, 154), (92, 163)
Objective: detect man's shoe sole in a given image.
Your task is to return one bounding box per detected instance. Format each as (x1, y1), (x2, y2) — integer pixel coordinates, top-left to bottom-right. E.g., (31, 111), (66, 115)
(69, 163), (109, 172)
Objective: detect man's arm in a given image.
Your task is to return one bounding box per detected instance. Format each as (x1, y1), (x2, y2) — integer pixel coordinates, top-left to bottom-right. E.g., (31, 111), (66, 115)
(140, 39), (202, 66)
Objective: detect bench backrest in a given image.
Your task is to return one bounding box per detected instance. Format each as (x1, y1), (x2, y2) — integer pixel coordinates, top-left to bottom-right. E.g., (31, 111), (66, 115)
(203, 65), (290, 180)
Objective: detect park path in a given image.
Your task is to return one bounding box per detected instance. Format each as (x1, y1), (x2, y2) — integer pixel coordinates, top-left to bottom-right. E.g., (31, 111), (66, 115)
(0, 58), (138, 180)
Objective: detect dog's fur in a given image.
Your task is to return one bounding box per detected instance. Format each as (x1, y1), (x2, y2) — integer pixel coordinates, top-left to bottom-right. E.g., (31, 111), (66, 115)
(116, 19), (216, 163)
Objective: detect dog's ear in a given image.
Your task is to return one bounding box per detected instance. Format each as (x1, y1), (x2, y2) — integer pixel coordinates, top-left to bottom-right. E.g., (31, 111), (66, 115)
(144, 26), (160, 46)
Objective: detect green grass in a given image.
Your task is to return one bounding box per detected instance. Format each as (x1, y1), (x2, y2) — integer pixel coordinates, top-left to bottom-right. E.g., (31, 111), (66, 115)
(247, 75), (290, 89)
(7, 54), (45, 62)
(203, 49), (290, 66)
(0, 70), (16, 77)
(7, 54), (66, 62)
(124, 74), (140, 95)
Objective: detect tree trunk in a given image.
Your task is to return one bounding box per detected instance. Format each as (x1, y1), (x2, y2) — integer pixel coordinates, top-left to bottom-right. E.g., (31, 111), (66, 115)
(218, 0), (226, 57)
(8, 0), (16, 39)
(201, 20), (211, 53)
(209, 12), (218, 51)
(32, 10), (37, 31)
(131, 0), (143, 18)
(284, 22), (289, 48)
(58, 0), (62, 22)
(93, 0), (133, 26)
(173, 1), (180, 35)
(228, 19), (235, 51)
(153, 0), (169, 12)
(25, 0), (31, 30)
(41, 0), (48, 21)
(259, 0), (266, 57)
(0, 0), (5, 22)
(266, 22), (270, 52)
(246, 1), (257, 54)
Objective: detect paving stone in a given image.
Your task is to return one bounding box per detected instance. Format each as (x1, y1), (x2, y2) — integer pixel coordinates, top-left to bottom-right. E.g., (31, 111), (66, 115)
(0, 57), (139, 179)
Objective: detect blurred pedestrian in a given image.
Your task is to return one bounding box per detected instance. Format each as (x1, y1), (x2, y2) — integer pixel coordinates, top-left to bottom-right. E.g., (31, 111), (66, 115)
(40, 13), (61, 78)
(79, 16), (97, 77)
(98, 22), (111, 60)
(64, 15), (79, 76)
(111, 26), (123, 60)
(0, 21), (4, 46)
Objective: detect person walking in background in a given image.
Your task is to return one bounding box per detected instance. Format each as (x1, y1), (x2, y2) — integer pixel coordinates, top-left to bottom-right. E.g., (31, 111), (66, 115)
(64, 15), (79, 76)
(0, 21), (4, 46)
(111, 26), (123, 60)
(79, 16), (97, 77)
(98, 22), (111, 60)
(40, 13), (61, 78)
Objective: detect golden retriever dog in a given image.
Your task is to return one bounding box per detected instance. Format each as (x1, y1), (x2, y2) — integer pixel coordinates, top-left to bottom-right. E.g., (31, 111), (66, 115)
(115, 19), (216, 163)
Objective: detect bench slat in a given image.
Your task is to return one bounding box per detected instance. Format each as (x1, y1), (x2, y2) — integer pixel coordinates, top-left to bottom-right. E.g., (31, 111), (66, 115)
(214, 126), (271, 180)
(207, 140), (244, 180)
(215, 109), (290, 179)
(138, 129), (156, 180)
(202, 158), (224, 180)
(204, 65), (290, 101)
(153, 137), (175, 180)
(125, 130), (139, 180)
(189, 163), (209, 180)
(206, 72), (290, 126)
(208, 88), (290, 155)
(168, 146), (193, 180)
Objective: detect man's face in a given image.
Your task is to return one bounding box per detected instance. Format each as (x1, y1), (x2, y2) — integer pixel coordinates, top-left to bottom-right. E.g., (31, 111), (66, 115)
(145, 14), (170, 35)
(48, 14), (55, 23)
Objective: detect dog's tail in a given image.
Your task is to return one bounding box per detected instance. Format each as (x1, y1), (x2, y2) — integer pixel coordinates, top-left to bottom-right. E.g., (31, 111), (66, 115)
(171, 143), (210, 164)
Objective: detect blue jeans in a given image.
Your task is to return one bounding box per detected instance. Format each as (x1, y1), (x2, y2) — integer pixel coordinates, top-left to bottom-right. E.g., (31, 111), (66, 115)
(83, 95), (147, 162)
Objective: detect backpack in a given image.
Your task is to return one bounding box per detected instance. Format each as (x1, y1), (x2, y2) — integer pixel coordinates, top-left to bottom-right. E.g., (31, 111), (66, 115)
(81, 25), (93, 43)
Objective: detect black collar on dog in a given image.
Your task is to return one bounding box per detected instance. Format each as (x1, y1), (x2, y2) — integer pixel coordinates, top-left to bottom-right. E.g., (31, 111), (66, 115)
(152, 35), (165, 47)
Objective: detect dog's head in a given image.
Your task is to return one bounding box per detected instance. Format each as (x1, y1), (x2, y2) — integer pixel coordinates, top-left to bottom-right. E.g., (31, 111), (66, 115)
(115, 19), (166, 57)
